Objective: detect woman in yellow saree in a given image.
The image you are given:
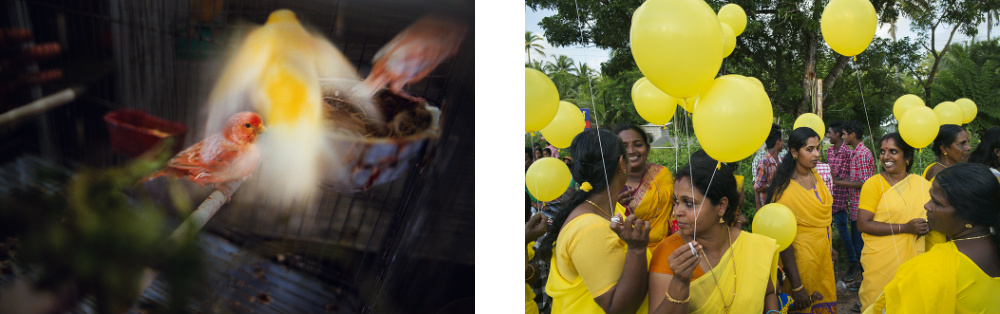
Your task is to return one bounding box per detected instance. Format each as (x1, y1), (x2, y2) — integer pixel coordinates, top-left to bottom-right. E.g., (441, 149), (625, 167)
(765, 127), (837, 313)
(864, 163), (1000, 314)
(856, 133), (931, 310)
(648, 157), (780, 314)
(617, 124), (674, 248)
(541, 129), (651, 314)
(921, 125), (971, 251)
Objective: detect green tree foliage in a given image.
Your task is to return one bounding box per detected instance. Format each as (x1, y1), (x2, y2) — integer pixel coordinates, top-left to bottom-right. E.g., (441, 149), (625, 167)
(928, 39), (1000, 134)
(525, 31), (547, 64)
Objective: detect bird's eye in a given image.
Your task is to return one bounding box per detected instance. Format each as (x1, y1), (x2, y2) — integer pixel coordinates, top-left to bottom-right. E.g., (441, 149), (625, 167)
(244, 123), (251, 128)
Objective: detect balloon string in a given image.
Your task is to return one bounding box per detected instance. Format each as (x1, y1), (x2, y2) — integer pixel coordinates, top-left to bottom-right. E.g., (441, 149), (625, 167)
(571, 0), (614, 213)
(852, 58), (903, 268)
(683, 105), (698, 241)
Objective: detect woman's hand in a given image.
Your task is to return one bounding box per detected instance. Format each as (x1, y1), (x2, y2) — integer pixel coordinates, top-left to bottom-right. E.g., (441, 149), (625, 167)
(666, 241), (701, 284)
(904, 218), (930, 236)
(525, 213), (548, 244)
(790, 286), (811, 311)
(617, 186), (634, 209)
(611, 214), (649, 250)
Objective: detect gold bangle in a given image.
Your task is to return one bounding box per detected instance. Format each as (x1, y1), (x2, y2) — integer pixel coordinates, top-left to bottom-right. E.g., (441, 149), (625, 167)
(525, 264), (535, 280)
(665, 289), (690, 304)
(791, 284), (805, 292)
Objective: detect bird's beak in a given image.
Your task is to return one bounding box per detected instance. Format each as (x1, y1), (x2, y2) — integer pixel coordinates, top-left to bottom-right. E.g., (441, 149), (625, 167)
(258, 125), (266, 134)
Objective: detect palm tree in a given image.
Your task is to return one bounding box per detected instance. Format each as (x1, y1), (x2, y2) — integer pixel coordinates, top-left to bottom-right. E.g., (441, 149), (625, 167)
(525, 31), (546, 64)
(543, 55), (576, 75)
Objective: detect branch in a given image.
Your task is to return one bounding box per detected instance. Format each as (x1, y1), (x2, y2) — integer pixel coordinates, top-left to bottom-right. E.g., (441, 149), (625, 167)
(821, 55), (852, 106)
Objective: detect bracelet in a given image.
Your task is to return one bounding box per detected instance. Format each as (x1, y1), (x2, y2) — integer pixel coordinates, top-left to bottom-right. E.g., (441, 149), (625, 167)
(664, 289), (690, 304)
(766, 310), (781, 314)
(791, 284), (804, 292)
(525, 264), (535, 280)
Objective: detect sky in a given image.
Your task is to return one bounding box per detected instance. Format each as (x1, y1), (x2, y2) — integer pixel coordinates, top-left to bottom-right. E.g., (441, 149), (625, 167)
(525, 5), (998, 72)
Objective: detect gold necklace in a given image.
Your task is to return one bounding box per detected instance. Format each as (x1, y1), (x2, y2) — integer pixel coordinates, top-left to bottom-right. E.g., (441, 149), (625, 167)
(700, 229), (738, 313)
(584, 200), (611, 218)
(953, 234), (991, 241)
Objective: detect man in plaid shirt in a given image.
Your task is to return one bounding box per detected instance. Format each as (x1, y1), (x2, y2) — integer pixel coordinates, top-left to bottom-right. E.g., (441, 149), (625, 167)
(826, 120), (861, 280)
(833, 120), (872, 285)
(754, 124), (782, 209)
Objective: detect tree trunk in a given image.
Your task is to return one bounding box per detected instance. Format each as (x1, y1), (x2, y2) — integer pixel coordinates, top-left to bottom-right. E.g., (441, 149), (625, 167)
(922, 22), (964, 100)
(800, 30), (818, 116)
(821, 55), (851, 107)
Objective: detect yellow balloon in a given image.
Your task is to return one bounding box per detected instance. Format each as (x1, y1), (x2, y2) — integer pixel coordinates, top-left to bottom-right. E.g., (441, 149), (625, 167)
(525, 157), (572, 202)
(693, 75), (773, 163)
(934, 101), (963, 126)
(631, 0), (723, 99)
(718, 4), (747, 36)
(526, 68), (560, 132)
(820, 0), (877, 56)
(632, 77), (677, 125)
(955, 98), (977, 124)
(794, 113), (826, 140)
(899, 106), (940, 148)
(721, 23), (736, 58)
(540, 101), (585, 149)
(893, 94), (924, 122)
(752, 203), (797, 251)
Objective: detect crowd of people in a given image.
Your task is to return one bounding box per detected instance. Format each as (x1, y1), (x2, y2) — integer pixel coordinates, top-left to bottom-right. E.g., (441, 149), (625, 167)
(525, 122), (1000, 314)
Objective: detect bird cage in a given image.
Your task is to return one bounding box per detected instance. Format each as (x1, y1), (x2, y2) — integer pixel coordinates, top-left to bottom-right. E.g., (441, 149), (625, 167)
(0, 0), (474, 313)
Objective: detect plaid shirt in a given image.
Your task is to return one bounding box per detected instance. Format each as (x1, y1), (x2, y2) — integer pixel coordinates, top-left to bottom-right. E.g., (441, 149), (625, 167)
(848, 143), (875, 220)
(816, 162), (833, 192)
(827, 144), (853, 214)
(754, 152), (779, 206)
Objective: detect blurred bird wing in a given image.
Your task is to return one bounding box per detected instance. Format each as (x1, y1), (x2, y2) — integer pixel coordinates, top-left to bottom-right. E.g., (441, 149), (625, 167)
(205, 26), (273, 136)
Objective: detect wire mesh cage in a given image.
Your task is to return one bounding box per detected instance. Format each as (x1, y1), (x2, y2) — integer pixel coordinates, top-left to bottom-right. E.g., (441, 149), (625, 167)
(0, 0), (474, 313)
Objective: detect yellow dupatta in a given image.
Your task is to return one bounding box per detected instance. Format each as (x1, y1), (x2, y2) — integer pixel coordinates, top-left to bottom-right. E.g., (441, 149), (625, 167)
(626, 164), (675, 248)
(527, 241), (538, 314)
(863, 241), (1000, 314)
(686, 232), (780, 314)
(774, 169), (837, 313)
(858, 174), (929, 309)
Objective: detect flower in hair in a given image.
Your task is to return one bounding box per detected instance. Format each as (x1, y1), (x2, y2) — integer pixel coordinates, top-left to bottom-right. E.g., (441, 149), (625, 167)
(580, 181), (593, 192)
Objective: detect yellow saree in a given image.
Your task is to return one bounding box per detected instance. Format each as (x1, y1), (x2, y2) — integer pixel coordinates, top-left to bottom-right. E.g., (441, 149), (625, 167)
(527, 242), (538, 314)
(920, 164), (948, 251)
(685, 232), (780, 314)
(774, 169), (837, 313)
(546, 213), (650, 314)
(625, 164), (675, 248)
(857, 174), (929, 310)
(863, 241), (1000, 314)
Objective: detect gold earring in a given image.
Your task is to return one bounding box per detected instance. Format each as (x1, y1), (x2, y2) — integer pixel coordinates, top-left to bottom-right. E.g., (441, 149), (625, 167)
(719, 217), (725, 224)
(966, 223), (973, 229)
(945, 152), (948, 157)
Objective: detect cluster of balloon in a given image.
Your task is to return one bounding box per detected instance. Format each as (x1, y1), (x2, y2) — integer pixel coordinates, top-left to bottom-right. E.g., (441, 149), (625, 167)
(894, 94), (979, 148)
(525, 67), (587, 201)
(753, 203), (797, 251)
(692, 75), (773, 163)
(794, 113), (826, 140)
(821, 0), (877, 57)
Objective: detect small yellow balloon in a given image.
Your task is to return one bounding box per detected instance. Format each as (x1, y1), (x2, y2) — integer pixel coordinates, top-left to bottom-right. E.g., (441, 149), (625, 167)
(718, 4), (747, 36)
(540, 101), (586, 149)
(794, 113), (826, 140)
(632, 77), (677, 125)
(893, 94), (924, 122)
(821, 0), (877, 56)
(631, 0), (723, 99)
(752, 203), (797, 251)
(955, 98), (977, 124)
(525, 68), (560, 132)
(679, 97), (697, 113)
(721, 23), (736, 58)
(934, 101), (963, 126)
(693, 75), (773, 163)
(899, 106), (940, 148)
(525, 157), (572, 202)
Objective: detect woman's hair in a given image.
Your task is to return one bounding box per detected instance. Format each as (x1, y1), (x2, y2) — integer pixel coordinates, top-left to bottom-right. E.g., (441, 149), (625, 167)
(537, 129), (626, 263)
(676, 154), (739, 225)
(934, 163), (1000, 260)
(932, 124), (966, 157)
(766, 127), (820, 204)
(878, 132), (915, 173)
(969, 127), (1000, 169)
(614, 124), (650, 145)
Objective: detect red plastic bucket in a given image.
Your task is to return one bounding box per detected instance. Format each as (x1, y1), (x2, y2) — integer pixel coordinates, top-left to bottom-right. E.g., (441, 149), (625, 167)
(103, 109), (187, 157)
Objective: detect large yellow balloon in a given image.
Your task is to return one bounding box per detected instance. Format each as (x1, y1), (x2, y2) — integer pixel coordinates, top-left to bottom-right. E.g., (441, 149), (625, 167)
(955, 98), (977, 124)
(526, 68), (560, 132)
(794, 113), (826, 140)
(821, 0), (877, 56)
(718, 4), (747, 36)
(632, 77), (677, 125)
(631, 0), (723, 99)
(934, 101), (963, 126)
(721, 23), (736, 58)
(899, 106), (940, 148)
(540, 101), (585, 148)
(525, 157), (572, 202)
(893, 94), (924, 122)
(693, 75), (773, 163)
(752, 203), (797, 251)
